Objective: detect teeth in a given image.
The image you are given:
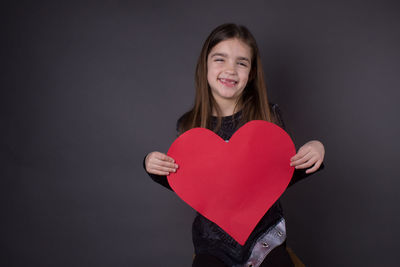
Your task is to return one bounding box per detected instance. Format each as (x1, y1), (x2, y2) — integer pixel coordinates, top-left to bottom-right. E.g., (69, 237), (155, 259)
(219, 78), (237, 84)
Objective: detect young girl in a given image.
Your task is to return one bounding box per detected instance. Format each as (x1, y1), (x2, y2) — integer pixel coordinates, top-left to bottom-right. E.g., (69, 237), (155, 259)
(143, 23), (325, 267)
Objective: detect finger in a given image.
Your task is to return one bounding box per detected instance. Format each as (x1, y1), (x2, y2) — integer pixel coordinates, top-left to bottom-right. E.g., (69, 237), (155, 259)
(295, 156), (318, 169)
(305, 160), (322, 174)
(154, 165), (177, 173)
(155, 152), (176, 163)
(148, 163), (176, 175)
(291, 146), (311, 161)
(153, 158), (178, 169)
(290, 152), (313, 166)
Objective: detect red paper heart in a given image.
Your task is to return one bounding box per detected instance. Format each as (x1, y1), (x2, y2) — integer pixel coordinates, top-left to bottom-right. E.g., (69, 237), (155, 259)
(167, 120), (295, 245)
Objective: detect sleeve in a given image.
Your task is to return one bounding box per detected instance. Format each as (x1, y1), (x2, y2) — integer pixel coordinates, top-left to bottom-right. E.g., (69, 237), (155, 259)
(142, 117), (184, 192)
(143, 155), (172, 191)
(270, 103), (325, 188)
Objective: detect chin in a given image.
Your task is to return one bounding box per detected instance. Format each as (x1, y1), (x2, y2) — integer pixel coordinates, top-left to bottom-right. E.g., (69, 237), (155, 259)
(218, 92), (236, 99)
(211, 86), (242, 101)
(220, 89), (240, 97)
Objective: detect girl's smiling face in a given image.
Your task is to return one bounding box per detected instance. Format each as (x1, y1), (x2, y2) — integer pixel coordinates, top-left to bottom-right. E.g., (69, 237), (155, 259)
(207, 38), (252, 109)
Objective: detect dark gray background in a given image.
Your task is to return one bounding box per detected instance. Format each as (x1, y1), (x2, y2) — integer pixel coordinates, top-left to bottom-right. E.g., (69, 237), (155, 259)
(1, 1), (399, 266)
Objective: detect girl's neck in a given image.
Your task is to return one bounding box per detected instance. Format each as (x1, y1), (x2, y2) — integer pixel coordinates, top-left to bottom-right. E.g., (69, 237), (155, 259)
(212, 100), (242, 117)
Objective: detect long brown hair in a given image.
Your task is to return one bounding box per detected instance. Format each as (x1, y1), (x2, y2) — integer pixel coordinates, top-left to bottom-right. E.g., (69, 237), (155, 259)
(178, 23), (275, 135)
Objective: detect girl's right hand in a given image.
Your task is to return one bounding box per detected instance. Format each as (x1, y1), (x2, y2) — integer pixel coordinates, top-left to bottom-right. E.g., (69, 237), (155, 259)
(145, 151), (179, 176)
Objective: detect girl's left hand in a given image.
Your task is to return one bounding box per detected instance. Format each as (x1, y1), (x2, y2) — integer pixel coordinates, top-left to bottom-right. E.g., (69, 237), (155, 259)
(290, 140), (325, 174)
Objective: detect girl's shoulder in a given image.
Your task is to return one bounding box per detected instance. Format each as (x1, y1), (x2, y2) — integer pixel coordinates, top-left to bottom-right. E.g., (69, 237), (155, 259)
(269, 102), (278, 110)
(269, 103), (286, 130)
(176, 111), (191, 133)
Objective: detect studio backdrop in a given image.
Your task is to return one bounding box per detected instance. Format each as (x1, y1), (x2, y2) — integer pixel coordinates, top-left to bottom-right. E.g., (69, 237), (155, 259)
(1, 1), (399, 266)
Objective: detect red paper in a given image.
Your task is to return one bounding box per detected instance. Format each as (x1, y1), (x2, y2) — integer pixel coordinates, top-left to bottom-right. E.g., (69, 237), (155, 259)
(167, 120), (295, 245)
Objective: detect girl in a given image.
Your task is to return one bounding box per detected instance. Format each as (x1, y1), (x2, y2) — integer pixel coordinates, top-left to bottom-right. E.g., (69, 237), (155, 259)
(143, 23), (325, 267)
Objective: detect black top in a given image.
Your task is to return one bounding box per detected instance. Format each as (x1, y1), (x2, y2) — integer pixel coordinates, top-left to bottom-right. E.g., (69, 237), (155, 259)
(143, 104), (324, 266)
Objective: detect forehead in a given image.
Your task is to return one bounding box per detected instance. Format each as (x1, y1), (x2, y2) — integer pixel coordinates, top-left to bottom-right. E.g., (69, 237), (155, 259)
(208, 38), (252, 59)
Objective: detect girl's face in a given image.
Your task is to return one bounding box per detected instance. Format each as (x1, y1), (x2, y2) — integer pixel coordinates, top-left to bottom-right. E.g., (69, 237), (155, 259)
(207, 38), (252, 109)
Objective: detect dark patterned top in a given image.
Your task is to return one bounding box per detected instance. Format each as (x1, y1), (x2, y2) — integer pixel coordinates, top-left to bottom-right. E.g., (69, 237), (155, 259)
(143, 104), (324, 266)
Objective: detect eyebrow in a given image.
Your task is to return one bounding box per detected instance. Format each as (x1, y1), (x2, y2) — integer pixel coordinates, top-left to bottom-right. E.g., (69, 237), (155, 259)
(210, 52), (251, 63)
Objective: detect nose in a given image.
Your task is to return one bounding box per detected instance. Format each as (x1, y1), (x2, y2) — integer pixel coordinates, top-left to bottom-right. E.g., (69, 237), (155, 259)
(224, 61), (237, 75)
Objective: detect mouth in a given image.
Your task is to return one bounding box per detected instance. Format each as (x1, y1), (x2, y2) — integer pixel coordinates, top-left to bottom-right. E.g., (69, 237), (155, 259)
(218, 78), (238, 87)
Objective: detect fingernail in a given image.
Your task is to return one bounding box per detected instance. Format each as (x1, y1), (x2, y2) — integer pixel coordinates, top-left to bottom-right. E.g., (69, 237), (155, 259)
(175, 164), (179, 168)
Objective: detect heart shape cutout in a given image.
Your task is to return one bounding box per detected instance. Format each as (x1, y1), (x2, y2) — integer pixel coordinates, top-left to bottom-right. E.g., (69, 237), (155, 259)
(167, 120), (295, 245)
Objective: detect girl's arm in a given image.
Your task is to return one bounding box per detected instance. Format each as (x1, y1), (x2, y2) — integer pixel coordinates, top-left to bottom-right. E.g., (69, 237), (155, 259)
(143, 117), (184, 191)
(143, 153), (173, 191)
(271, 104), (325, 188)
(290, 140), (325, 174)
